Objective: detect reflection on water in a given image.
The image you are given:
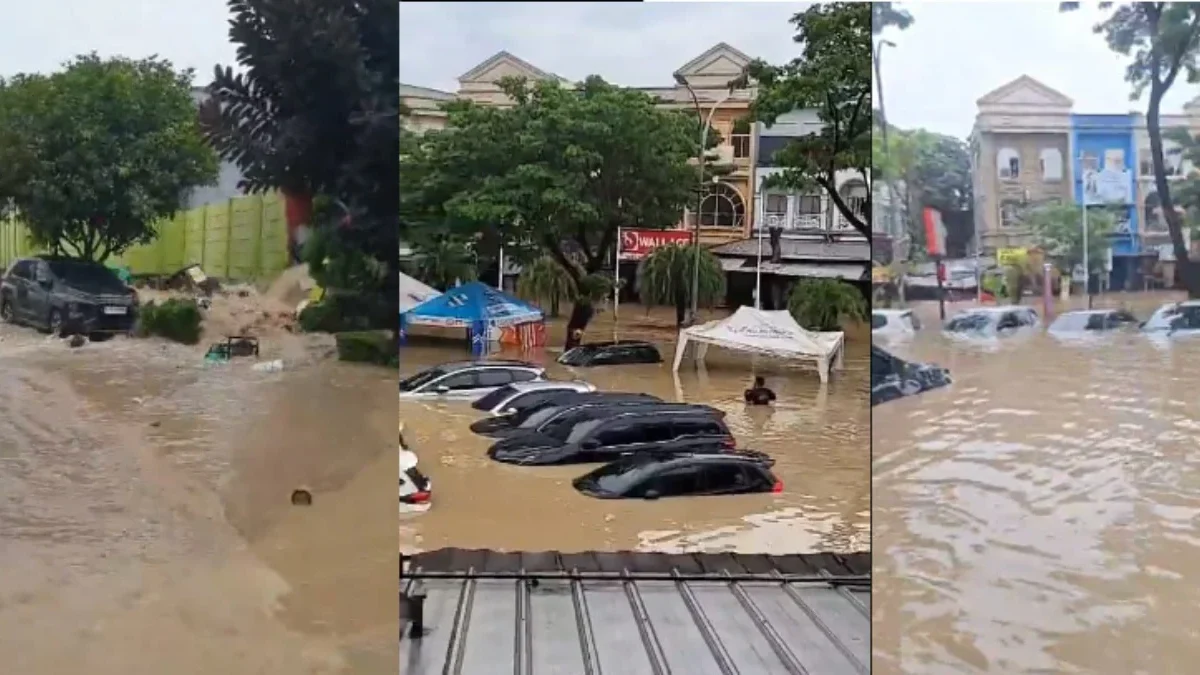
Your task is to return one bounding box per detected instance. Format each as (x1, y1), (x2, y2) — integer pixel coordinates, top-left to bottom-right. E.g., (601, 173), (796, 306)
(0, 329), (395, 674)
(399, 309), (870, 555)
(874, 294), (1200, 674)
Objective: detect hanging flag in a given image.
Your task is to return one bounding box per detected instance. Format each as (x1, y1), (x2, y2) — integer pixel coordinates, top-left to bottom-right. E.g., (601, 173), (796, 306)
(923, 207), (947, 258)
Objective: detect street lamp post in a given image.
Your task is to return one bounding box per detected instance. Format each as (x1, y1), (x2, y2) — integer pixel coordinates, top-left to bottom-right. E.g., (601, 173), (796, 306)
(874, 39), (899, 298)
(675, 72), (732, 325)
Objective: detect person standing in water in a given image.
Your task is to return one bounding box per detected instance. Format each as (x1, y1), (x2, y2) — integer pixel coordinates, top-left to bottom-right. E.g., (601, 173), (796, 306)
(744, 376), (776, 406)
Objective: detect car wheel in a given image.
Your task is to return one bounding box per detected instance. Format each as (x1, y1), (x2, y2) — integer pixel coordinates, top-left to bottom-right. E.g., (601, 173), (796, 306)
(48, 309), (65, 337)
(0, 297), (13, 323)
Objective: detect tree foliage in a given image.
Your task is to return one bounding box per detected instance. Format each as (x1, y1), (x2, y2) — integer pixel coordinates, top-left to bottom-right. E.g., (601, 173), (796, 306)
(0, 54), (217, 262)
(787, 278), (867, 332)
(517, 256), (576, 318)
(636, 243), (725, 328)
(745, 3), (872, 239)
(1025, 203), (1115, 275)
(872, 2), (914, 34)
(872, 125), (972, 250)
(400, 75), (705, 338)
(202, 0), (399, 316)
(1065, 2), (1200, 295)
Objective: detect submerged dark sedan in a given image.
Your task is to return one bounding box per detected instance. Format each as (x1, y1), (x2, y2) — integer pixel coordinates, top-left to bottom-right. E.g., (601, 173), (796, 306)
(870, 346), (951, 406)
(470, 392), (663, 437)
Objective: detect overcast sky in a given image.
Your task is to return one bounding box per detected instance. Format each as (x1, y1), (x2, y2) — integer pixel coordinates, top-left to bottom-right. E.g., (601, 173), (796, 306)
(400, 2), (805, 92)
(0, 0), (237, 82)
(879, 2), (1200, 139)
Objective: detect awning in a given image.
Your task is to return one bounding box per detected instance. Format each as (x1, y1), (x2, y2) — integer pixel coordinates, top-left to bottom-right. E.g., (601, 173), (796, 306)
(719, 258), (747, 271)
(727, 262), (866, 280)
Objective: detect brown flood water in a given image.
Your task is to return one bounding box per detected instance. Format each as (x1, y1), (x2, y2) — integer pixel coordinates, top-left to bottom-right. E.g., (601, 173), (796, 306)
(0, 327), (395, 674)
(399, 307), (870, 556)
(874, 291), (1200, 674)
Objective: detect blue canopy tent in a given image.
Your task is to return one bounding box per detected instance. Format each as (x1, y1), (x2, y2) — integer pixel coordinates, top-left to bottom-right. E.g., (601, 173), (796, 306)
(399, 281), (544, 355)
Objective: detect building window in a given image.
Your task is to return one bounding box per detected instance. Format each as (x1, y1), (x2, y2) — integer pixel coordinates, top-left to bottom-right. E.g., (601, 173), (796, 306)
(1000, 200), (1022, 228)
(732, 135), (751, 159)
(998, 148), (1020, 179)
(698, 182), (746, 228)
(796, 195), (822, 215)
(763, 194), (788, 228)
(1080, 151), (1099, 174)
(1039, 148), (1063, 181)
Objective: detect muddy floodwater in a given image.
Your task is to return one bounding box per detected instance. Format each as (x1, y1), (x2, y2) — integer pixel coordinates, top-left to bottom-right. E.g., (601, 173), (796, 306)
(399, 309), (870, 556)
(874, 292), (1200, 674)
(0, 326), (395, 674)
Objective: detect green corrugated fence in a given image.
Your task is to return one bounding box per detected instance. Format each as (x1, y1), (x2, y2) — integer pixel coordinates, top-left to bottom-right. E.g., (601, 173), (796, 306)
(0, 192), (289, 280)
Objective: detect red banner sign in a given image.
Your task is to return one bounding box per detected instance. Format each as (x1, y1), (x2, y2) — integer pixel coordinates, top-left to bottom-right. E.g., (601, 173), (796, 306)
(618, 229), (694, 260)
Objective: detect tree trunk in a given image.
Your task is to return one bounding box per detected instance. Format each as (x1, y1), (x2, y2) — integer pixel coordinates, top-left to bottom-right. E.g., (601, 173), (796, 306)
(564, 302), (593, 349)
(550, 296), (560, 318)
(1147, 89), (1200, 297)
(674, 289), (687, 328)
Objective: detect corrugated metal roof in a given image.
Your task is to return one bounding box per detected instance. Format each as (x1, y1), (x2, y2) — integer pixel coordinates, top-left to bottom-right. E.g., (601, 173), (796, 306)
(401, 550), (870, 675)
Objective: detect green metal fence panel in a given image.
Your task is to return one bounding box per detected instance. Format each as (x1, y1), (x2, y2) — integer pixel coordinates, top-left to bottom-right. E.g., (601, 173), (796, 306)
(228, 195), (262, 280)
(0, 193), (289, 280)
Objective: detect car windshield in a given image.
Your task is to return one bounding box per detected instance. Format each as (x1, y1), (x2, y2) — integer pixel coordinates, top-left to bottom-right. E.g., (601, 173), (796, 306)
(473, 385), (519, 411)
(403, 467), (429, 491)
(1049, 313), (1099, 332)
(399, 368), (444, 392)
(871, 314), (887, 329)
(579, 457), (659, 494)
(46, 261), (127, 292)
(945, 312), (994, 333)
(1144, 305), (1184, 331)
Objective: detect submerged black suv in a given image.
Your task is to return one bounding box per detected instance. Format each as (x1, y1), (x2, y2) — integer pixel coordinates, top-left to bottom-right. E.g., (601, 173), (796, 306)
(487, 408), (734, 466)
(558, 340), (663, 367)
(0, 257), (138, 336)
(573, 450), (781, 500)
(870, 346), (951, 406)
(470, 392), (663, 437)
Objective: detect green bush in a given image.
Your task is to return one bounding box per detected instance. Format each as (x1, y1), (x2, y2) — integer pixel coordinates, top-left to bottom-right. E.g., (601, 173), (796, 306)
(335, 331), (397, 367)
(137, 298), (203, 344)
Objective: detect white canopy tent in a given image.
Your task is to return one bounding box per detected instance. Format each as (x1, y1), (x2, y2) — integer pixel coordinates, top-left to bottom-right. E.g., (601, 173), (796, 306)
(671, 306), (846, 383)
(400, 272), (441, 314)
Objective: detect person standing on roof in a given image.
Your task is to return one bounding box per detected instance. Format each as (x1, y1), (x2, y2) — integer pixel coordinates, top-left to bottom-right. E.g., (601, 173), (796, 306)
(744, 376), (776, 406)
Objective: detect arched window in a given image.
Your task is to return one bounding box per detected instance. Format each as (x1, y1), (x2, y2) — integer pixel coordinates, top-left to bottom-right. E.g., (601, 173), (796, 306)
(698, 182), (746, 228)
(836, 179), (869, 231)
(1039, 148), (1063, 181)
(997, 148), (1020, 179)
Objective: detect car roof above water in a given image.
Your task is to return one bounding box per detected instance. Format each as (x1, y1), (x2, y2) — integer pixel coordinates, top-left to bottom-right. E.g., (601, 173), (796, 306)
(506, 380), (590, 393)
(439, 359), (542, 370)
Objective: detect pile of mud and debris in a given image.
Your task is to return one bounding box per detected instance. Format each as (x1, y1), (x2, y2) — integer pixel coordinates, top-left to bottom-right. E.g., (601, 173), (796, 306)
(135, 264), (335, 363)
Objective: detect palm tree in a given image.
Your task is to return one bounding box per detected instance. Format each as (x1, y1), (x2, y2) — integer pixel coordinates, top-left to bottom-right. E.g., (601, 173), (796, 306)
(787, 278), (867, 331)
(637, 243), (726, 327)
(517, 256), (576, 318)
(412, 238), (476, 291)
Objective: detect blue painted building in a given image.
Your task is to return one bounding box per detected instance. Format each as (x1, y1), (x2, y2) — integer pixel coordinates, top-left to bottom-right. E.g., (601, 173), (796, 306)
(1070, 114), (1140, 287)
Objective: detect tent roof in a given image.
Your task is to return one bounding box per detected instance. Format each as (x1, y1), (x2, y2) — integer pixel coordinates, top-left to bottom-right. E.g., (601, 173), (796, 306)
(401, 281), (543, 328)
(679, 306), (843, 360)
(400, 272), (440, 314)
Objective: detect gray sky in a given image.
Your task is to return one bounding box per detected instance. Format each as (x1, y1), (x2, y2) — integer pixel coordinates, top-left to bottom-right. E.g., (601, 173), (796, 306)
(0, 0), (237, 82)
(399, 2), (806, 92)
(878, 2), (1200, 139)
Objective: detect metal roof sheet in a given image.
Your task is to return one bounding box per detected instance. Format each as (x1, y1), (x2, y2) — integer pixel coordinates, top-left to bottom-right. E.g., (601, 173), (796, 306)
(401, 550), (870, 675)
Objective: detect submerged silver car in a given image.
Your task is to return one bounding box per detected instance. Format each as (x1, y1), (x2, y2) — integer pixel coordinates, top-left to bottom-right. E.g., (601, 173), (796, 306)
(398, 360), (547, 401)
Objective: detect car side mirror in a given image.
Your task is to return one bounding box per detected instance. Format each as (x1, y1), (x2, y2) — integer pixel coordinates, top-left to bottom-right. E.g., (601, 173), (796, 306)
(435, 385), (449, 394)
(580, 439), (600, 451)
(643, 489), (660, 501)
(502, 407), (516, 416)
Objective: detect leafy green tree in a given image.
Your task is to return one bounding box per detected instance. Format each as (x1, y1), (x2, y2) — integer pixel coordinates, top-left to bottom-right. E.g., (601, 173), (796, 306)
(0, 54), (217, 262)
(636, 243), (725, 328)
(786, 278), (867, 331)
(400, 76), (704, 341)
(409, 237), (477, 291)
(202, 0), (399, 318)
(744, 3), (872, 238)
(1025, 203), (1115, 276)
(517, 256), (575, 318)
(1063, 2), (1200, 295)
(873, 2), (914, 33)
